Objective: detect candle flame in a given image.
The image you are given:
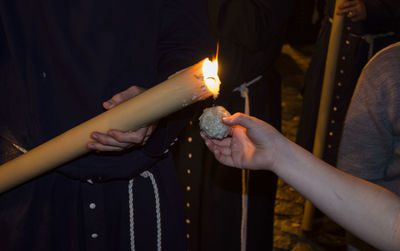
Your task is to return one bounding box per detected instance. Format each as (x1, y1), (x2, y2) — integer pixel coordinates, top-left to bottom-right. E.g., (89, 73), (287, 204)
(202, 58), (221, 98)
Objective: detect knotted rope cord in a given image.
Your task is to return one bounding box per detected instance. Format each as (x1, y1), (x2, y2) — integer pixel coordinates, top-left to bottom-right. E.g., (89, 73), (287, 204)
(240, 168), (249, 251)
(129, 179), (136, 251)
(327, 17), (395, 60)
(12, 142), (163, 251)
(233, 75), (262, 251)
(141, 171), (162, 250)
(129, 170), (162, 251)
(349, 32), (395, 60)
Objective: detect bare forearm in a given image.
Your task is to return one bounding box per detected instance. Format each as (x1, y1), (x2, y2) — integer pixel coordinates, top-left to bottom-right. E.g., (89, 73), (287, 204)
(274, 139), (400, 250)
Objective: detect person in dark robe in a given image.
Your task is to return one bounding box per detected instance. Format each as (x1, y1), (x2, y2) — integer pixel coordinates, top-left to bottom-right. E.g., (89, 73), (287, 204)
(173, 0), (293, 250)
(297, 0), (400, 166)
(0, 0), (212, 250)
(296, 0), (400, 249)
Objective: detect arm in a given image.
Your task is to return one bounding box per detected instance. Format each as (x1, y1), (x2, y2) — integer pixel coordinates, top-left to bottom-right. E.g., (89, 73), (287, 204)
(202, 113), (400, 250)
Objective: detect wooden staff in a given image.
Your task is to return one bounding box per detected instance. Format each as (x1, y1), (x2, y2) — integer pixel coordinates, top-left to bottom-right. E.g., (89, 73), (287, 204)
(301, 0), (347, 231)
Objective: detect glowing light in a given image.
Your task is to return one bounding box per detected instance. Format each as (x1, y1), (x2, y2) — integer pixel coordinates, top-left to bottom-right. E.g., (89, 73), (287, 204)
(202, 58), (221, 98)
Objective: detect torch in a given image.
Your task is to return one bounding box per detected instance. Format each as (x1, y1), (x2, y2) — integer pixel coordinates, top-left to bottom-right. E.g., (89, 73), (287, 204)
(0, 58), (221, 193)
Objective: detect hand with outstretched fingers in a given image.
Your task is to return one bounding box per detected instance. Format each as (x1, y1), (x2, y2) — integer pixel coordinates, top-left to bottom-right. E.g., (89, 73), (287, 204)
(337, 0), (367, 22)
(201, 112), (285, 172)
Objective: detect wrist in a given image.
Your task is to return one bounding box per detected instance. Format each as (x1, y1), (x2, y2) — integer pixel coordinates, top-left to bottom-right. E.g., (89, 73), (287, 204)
(267, 132), (291, 174)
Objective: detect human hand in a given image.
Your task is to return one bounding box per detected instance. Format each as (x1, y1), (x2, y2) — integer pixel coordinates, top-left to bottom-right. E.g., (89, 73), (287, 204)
(337, 0), (367, 22)
(201, 113), (285, 171)
(88, 86), (157, 152)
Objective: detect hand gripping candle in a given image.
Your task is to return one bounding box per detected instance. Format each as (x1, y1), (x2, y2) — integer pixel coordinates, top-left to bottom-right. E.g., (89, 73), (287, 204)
(0, 58), (220, 193)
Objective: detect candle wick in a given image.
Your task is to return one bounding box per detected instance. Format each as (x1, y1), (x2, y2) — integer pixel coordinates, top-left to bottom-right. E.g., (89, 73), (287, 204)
(215, 41), (220, 61)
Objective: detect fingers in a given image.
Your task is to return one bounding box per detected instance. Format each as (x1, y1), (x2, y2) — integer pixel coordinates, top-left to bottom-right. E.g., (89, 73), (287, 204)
(222, 113), (250, 126)
(205, 139), (233, 156)
(201, 134), (235, 167)
(91, 85), (154, 152)
(336, 0), (365, 21)
(213, 148), (235, 167)
(338, 0), (358, 10)
(88, 132), (133, 152)
(103, 86), (145, 110)
(222, 113), (264, 132)
(203, 138), (232, 156)
(87, 141), (128, 152)
(200, 131), (232, 147)
(87, 133), (131, 152)
(337, 1), (355, 15)
(109, 127), (150, 145)
(88, 126), (152, 152)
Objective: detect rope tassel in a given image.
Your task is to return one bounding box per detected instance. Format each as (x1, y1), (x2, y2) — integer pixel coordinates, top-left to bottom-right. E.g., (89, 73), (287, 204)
(129, 170), (162, 251)
(233, 75), (262, 251)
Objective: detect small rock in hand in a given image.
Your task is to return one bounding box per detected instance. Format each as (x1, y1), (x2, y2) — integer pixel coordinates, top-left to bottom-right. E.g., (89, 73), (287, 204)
(199, 106), (231, 139)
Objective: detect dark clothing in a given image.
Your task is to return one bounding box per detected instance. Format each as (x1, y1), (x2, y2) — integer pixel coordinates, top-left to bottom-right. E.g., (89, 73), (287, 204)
(296, 0), (400, 165)
(173, 0), (292, 250)
(0, 0), (211, 250)
(287, 0), (321, 45)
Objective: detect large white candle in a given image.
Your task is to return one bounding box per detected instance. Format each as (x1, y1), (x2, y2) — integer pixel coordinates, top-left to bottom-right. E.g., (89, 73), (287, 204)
(0, 58), (220, 193)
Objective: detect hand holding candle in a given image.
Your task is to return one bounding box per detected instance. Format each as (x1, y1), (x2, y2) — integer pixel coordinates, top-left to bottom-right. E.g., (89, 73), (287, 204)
(0, 58), (221, 193)
(88, 85), (158, 152)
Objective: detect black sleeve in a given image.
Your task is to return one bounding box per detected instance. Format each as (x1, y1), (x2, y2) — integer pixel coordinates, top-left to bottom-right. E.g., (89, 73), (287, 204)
(156, 0), (214, 82)
(363, 0), (400, 33)
(0, 18), (8, 69)
(207, 0), (293, 51)
(143, 0), (214, 157)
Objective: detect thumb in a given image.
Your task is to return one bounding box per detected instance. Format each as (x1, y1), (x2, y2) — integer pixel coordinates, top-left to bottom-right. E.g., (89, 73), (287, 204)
(103, 99), (116, 110)
(222, 113), (256, 130)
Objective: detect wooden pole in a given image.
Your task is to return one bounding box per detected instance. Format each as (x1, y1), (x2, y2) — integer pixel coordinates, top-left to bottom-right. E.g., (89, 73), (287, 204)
(301, 0), (346, 231)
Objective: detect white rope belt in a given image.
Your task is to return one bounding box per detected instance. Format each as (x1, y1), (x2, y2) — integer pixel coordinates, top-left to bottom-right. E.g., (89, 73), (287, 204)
(349, 31), (395, 60)
(233, 75), (262, 251)
(129, 170), (162, 251)
(327, 17), (395, 60)
(11, 142), (162, 251)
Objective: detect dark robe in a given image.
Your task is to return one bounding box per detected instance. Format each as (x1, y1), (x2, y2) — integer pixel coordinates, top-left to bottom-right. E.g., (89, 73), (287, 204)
(173, 0), (293, 250)
(296, 0), (400, 166)
(0, 0), (211, 250)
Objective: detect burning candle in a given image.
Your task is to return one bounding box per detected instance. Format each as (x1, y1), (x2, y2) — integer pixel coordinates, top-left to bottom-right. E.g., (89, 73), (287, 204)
(0, 58), (220, 193)
(202, 58), (220, 98)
